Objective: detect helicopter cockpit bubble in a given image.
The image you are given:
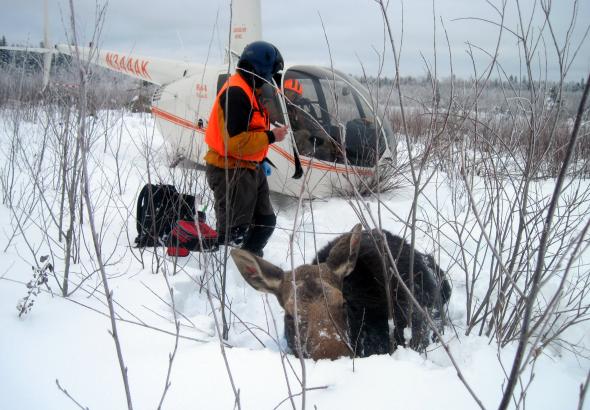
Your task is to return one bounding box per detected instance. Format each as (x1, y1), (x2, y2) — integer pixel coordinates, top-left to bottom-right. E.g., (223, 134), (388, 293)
(273, 65), (392, 167)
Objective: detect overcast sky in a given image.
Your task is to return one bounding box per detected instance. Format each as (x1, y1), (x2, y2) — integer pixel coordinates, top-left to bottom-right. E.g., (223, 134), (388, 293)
(1, 0), (589, 81)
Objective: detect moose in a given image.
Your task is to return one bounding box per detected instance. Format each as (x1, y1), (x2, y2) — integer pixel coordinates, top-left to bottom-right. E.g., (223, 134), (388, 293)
(231, 224), (452, 360)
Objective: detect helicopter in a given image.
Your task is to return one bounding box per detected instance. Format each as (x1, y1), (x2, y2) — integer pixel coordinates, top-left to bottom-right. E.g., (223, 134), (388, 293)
(3, 0), (395, 199)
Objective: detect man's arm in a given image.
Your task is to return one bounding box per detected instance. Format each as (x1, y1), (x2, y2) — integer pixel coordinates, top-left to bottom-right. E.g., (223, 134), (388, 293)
(220, 87), (287, 157)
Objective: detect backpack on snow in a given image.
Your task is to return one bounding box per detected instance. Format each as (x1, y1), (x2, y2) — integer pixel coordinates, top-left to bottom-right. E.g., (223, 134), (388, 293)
(134, 184), (197, 247)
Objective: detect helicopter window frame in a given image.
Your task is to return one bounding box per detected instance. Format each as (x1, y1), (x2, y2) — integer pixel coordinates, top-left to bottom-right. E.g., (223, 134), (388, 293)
(283, 70), (339, 135)
(320, 76), (387, 167)
(283, 67), (386, 167)
(281, 71), (342, 163)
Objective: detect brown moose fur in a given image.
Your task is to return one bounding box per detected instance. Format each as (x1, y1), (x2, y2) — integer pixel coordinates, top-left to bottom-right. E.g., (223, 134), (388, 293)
(231, 224), (451, 360)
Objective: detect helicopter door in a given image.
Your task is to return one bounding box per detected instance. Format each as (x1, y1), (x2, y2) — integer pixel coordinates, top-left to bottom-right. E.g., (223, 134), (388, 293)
(282, 75), (338, 162)
(323, 79), (385, 167)
(282, 68), (386, 167)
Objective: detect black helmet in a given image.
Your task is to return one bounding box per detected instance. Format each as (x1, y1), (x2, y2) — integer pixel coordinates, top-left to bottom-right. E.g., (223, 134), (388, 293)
(237, 41), (284, 87)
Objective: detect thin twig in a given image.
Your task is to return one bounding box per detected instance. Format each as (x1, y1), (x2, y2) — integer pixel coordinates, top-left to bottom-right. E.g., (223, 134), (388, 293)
(56, 379), (89, 410)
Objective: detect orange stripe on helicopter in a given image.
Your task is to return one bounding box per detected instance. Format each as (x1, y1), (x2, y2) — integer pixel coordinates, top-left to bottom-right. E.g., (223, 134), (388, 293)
(152, 107), (205, 133)
(152, 107), (374, 177)
(269, 144), (375, 176)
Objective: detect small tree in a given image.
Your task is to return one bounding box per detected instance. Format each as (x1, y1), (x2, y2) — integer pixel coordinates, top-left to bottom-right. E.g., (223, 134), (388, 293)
(0, 35), (8, 65)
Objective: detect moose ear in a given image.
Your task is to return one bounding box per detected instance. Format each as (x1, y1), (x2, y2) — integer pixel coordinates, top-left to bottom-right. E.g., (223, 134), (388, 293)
(230, 249), (285, 295)
(326, 224), (363, 279)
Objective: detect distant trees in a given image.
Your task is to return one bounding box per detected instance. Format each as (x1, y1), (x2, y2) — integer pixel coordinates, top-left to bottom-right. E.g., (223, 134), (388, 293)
(0, 35), (72, 75)
(0, 35), (9, 65)
(357, 72), (586, 98)
(0, 36), (43, 73)
(0, 34), (152, 110)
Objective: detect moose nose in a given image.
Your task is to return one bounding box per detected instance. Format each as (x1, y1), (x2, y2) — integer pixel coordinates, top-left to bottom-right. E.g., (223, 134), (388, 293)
(306, 313), (351, 360)
(307, 330), (351, 360)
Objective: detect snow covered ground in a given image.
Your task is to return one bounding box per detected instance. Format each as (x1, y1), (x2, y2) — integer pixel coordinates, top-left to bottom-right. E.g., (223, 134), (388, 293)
(0, 110), (588, 410)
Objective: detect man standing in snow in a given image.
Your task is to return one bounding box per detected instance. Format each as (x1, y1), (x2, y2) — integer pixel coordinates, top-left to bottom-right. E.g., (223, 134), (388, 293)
(204, 41), (288, 256)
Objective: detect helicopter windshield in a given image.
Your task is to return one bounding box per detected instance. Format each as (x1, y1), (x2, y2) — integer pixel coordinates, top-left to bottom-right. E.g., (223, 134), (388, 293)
(280, 66), (387, 167)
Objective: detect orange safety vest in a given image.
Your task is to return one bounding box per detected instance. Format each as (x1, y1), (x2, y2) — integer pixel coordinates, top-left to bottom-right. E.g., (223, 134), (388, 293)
(205, 73), (270, 162)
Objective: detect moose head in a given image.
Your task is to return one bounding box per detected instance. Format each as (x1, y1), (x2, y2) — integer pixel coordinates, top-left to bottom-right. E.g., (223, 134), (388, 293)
(231, 224), (363, 360)
(231, 224), (451, 360)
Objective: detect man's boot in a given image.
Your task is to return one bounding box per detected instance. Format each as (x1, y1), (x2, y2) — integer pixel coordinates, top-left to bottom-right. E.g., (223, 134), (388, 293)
(241, 214), (276, 257)
(217, 224), (249, 248)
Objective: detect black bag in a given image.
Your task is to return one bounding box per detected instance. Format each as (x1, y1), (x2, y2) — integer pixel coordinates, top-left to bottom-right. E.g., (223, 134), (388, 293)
(134, 184), (196, 247)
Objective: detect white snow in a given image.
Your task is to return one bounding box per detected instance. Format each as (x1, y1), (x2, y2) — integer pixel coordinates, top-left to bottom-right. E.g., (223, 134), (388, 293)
(0, 110), (588, 410)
